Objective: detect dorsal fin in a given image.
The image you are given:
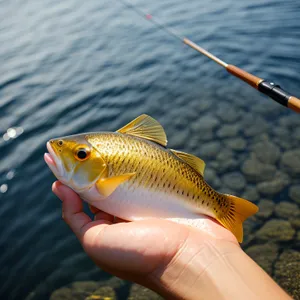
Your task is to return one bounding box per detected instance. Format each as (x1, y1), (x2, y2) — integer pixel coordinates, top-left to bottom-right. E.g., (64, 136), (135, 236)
(117, 114), (167, 147)
(171, 149), (206, 176)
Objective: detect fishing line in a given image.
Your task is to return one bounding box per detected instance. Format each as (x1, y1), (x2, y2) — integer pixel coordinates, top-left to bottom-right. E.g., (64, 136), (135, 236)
(116, 0), (300, 113)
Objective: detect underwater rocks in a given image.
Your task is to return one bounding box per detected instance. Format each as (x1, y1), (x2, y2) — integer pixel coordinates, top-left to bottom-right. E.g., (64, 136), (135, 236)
(243, 116), (270, 137)
(281, 149), (300, 177)
(246, 243), (279, 275)
(241, 156), (276, 183)
(169, 128), (190, 149)
(204, 168), (221, 189)
(289, 185), (300, 204)
(50, 280), (163, 300)
(129, 284), (163, 299)
(274, 202), (300, 219)
(241, 186), (259, 202)
(272, 127), (292, 150)
(216, 124), (240, 138)
(191, 114), (220, 132)
(215, 148), (234, 161)
(50, 281), (116, 300)
(242, 216), (263, 247)
(256, 199), (275, 219)
(196, 98), (213, 113)
(222, 172), (246, 191)
(225, 137), (246, 151)
(273, 127), (289, 138)
(274, 202), (300, 232)
(279, 115), (300, 128)
(274, 135), (297, 151)
(215, 103), (242, 123)
(274, 250), (300, 299)
(190, 114), (220, 141)
(294, 127), (300, 142)
(290, 218), (300, 231)
(252, 101), (284, 116)
(256, 220), (295, 242)
(252, 140), (280, 164)
(198, 141), (221, 159)
(211, 148), (240, 173)
(187, 137), (200, 152)
(256, 172), (290, 196)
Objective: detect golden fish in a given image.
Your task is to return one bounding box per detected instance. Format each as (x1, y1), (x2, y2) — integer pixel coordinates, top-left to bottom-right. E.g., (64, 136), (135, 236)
(44, 114), (258, 242)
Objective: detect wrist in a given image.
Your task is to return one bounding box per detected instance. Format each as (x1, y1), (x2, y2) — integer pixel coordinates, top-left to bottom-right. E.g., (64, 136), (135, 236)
(147, 233), (242, 300)
(147, 233), (290, 300)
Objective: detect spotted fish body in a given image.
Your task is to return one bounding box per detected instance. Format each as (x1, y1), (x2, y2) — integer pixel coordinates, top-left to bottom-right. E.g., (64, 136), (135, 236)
(45, 114), (258, 243)
(87, 133), (225, 216)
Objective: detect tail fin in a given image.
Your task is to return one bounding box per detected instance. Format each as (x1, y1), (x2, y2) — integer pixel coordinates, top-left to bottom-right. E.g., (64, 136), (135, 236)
(216, 195), (259, 243)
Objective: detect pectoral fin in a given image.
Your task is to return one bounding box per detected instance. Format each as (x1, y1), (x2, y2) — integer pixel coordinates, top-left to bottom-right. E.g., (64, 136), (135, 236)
(96, 173), (136, 197)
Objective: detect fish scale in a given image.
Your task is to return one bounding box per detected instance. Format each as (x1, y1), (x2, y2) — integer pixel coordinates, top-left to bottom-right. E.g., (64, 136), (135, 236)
(88, 132), (227, 215)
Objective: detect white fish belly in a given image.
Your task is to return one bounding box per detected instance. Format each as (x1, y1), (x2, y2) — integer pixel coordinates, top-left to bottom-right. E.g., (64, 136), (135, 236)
(80, 183), (215, 232)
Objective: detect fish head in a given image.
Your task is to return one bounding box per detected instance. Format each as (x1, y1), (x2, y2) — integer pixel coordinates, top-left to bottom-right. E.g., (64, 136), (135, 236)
(44, 134), (107, 191)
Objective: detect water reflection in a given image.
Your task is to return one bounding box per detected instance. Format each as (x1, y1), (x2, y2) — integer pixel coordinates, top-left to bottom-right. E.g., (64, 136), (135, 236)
(0, 184), (8, 193)
(6, 170), (15, 180)
(2, 127), (24, 141)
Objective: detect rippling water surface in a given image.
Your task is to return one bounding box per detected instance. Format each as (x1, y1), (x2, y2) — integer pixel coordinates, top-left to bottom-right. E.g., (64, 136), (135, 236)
(1, 0), (300, 299)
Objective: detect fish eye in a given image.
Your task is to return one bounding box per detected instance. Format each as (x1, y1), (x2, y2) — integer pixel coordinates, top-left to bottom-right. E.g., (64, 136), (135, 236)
(57, 140), (64, 146)
(75, 148), (90, 161)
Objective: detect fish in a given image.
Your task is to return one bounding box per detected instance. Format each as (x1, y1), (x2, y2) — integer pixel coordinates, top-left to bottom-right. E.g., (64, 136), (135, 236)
(44, 114), (258, 243)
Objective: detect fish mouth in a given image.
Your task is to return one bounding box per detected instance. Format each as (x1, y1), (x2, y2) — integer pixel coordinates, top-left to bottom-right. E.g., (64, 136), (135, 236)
(44, 142), (64, 178)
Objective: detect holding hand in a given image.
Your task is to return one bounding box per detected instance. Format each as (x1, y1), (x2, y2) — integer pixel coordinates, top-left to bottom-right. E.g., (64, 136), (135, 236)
(53, 181), (291, 300)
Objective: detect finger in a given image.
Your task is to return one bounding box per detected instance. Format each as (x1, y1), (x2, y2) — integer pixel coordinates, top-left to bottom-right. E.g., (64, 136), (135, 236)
(90, 204), (114, 222)
(89, 204), (100, 214)
(94, 210), (114, 222)
(52, 181), (114, 242)
(114, 216), (129, 223)
(52, 181), (92, 241)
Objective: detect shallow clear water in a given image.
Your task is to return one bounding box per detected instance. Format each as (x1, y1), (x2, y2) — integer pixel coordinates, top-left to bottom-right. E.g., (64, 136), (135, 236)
(0, 0), (300, 299)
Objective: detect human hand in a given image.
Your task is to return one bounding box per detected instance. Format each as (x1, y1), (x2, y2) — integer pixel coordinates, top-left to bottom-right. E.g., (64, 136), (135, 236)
(52, 181), (240, 298)
(52, 181), (290, 300)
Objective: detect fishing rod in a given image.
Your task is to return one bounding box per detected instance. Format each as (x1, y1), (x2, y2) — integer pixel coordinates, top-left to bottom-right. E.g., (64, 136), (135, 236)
(117, 0), (300, 113)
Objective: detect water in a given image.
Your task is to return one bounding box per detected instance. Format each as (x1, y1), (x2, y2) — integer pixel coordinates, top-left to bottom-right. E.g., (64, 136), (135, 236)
(1, 0), (300, 299)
